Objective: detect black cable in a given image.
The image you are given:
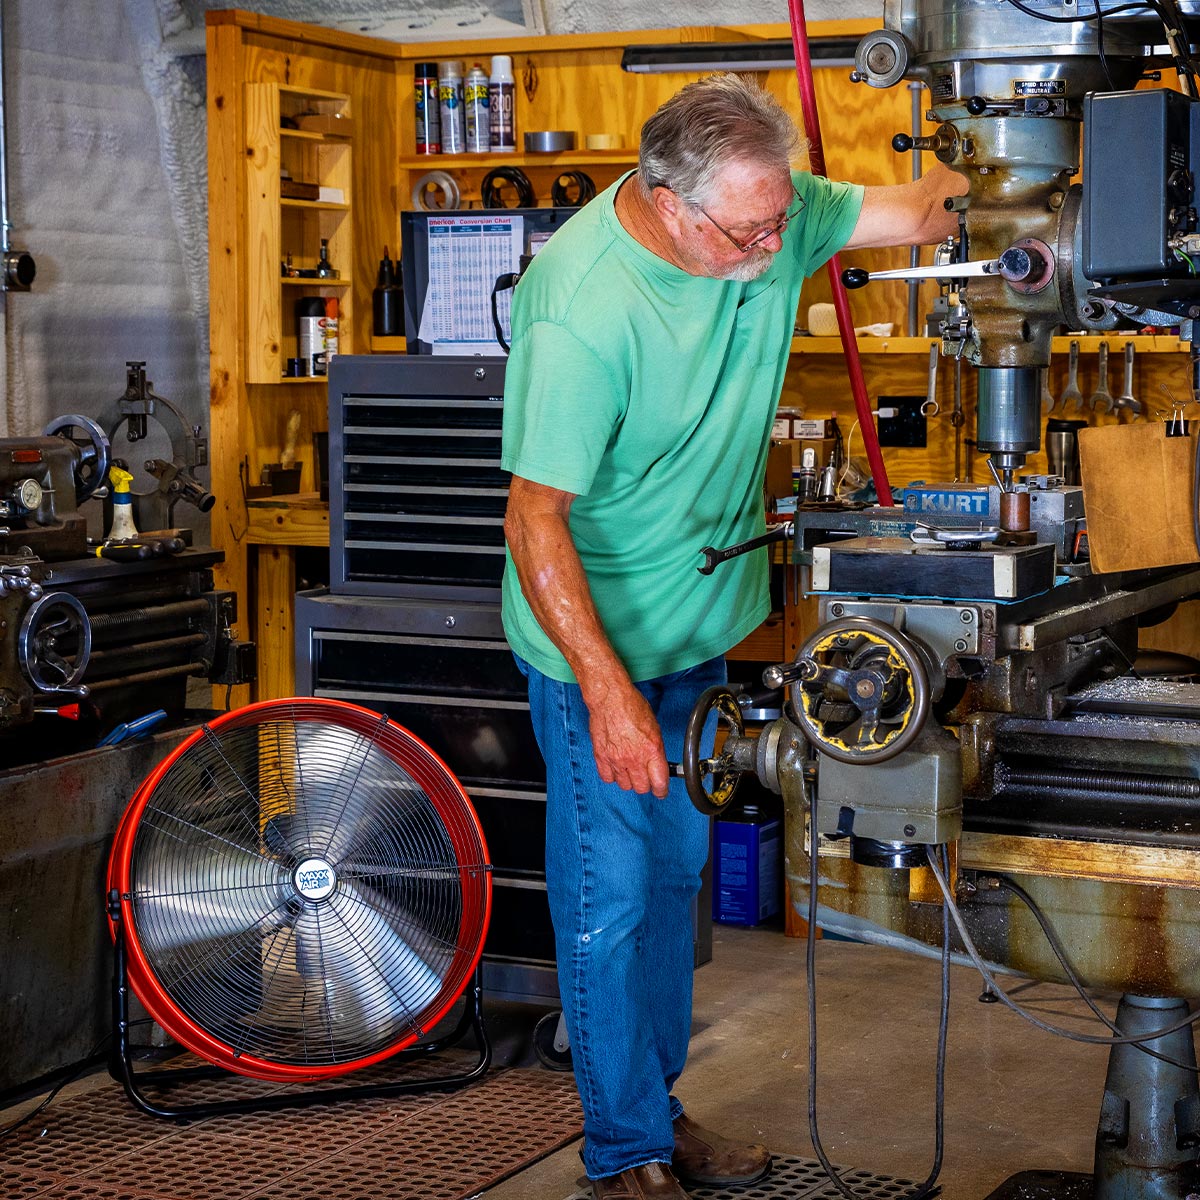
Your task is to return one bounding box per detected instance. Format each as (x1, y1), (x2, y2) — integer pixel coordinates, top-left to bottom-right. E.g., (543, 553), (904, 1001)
(804, 764), (948, 1199)
(550, 170), (596, 207)
(993, 875), (1200, 1072)
(480, 167), (535, 209)
(0, 1020), (154, 1142)
(924, 847), (1200, 1046)
(491, 272), (520, 353)
(1094, 0), (1116, 90)
(1000, 0), (1151, 23)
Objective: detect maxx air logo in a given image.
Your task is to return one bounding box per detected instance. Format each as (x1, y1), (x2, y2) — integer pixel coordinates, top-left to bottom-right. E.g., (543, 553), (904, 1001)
(294, 857), (336, 901)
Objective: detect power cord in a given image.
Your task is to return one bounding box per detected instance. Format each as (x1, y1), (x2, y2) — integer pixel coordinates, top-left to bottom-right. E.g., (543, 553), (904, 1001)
(803, 763), (949, 1199)
(481, 166), (535, 209)
(0, 1021), (151, 1143)
(550, 170), (596, 207)
(924, 847), (1200, 1046)
(1000, 0), (1198, 92)
(491, 272), (521, 353)
(992, 874), (1200, 1072)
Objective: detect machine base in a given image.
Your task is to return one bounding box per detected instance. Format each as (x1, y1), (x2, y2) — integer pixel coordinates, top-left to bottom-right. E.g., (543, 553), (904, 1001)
(983, 1171), (1093, 1199)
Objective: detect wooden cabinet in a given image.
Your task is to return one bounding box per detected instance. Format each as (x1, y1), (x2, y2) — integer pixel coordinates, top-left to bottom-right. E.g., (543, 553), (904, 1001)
(245, 83), (354, 383)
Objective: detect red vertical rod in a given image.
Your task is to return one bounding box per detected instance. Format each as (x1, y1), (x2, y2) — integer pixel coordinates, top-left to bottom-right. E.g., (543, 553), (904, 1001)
(786, 0), (894, 506)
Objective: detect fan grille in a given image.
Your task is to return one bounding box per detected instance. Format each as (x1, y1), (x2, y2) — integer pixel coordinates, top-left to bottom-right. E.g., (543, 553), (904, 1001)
(108, 699), (491, 1080)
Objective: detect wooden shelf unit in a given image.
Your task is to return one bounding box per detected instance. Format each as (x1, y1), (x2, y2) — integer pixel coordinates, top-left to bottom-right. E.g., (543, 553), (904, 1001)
(243, 81), (354, 385)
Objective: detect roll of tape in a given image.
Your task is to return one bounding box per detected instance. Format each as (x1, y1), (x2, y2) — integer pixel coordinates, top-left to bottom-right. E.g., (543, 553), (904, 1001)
(524, 130), (576, 153)
(412, 170), (461, 212)
(585, 133), (622, 150)
(807, 302), (839, 337)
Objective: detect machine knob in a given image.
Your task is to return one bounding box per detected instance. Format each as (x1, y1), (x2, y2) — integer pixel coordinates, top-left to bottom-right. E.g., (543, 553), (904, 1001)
(997, 246), (1032, 282)
(892, 133), (914, 153)
(763, 660), (816, 690)
(966, 95), (989, 116)
(842, 267), (870, 290)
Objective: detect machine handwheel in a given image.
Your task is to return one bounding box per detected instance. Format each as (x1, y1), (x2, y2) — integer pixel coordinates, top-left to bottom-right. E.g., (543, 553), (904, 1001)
(790, 616), (930, 764)
(42, 413), (112, 504)
(682, 685), (746, 816)
(18, 591), (91, 694)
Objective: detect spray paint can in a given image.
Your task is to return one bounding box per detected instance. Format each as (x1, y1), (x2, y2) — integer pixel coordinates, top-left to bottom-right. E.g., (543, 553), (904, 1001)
(323, 296), (339, 368)
(488, 55), (516, 152)
(414, 62), (440, 154)
(464, 63), (490, 154)
(296, 296), (326, 377)
(438, 61), (465, 155)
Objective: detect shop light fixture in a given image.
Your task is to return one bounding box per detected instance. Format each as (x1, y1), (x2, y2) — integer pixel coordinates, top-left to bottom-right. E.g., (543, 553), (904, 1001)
(619, 38), (859, 74)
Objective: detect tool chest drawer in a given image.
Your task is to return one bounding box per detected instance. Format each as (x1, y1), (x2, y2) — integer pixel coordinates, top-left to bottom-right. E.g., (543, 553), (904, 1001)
(329, 356), (509, 598)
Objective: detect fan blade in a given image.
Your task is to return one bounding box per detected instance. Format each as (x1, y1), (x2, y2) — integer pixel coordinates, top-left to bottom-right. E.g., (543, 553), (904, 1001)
(295, 880), (448, 1031)
(133, 846), (289, 952)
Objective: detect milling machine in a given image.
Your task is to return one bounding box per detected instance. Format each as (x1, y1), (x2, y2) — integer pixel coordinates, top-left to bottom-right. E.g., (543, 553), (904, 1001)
(686, 4), (1200, 1197)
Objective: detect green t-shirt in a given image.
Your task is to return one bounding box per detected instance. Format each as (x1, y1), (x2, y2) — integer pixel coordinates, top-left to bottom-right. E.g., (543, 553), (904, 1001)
(501, 169), (863, 683)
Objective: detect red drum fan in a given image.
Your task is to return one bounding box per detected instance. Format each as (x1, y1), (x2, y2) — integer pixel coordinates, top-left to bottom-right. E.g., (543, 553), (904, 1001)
(106, 699), (492, 1116)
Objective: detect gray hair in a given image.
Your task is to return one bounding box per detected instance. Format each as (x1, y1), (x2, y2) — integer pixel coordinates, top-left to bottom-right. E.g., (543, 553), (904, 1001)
(637, 73), (804, 208)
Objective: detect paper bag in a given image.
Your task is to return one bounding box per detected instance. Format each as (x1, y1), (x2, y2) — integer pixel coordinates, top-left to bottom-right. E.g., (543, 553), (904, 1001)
(1078, 421), (1200, 573)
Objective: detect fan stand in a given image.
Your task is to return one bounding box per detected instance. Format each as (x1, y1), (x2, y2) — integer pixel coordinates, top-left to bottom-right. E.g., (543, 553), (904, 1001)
(106, 902), (492, 1120)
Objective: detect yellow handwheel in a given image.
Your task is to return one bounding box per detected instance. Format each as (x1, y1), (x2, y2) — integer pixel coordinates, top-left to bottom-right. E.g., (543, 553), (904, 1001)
(789, 617), (931, 764)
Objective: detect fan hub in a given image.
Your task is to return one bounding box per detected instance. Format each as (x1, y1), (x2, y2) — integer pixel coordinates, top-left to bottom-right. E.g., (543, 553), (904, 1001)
(293, 857), (337, 902)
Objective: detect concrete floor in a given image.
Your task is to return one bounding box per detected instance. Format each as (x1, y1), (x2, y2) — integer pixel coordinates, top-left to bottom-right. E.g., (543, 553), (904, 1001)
(485, 923), (1114, 1200)
(0, 924), (1117, 1199)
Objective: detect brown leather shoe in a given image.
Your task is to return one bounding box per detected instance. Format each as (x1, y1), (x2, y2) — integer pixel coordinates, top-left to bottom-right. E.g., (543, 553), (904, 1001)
(591, 1162), (689, 1198)
(672, 1112), (772, 1186)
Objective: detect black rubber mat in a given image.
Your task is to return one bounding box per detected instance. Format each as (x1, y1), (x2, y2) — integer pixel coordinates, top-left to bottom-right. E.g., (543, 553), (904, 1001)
(567, 1154), (923, 1199)
(3, 1053), (583, 1200)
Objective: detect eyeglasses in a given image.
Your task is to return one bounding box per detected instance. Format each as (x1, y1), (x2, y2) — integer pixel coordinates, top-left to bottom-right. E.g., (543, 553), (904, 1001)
(698, 184), (806, 253)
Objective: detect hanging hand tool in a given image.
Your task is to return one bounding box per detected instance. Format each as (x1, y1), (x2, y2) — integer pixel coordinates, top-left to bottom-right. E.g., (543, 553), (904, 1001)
(1113, 342), (1143, 417)
(1088, 342), (1116, 413)
(952, 356), (965, 481)
(1060, 340), (1085, 413)
(923, 343), (940, 417)
(1040, 367), (1056, 414)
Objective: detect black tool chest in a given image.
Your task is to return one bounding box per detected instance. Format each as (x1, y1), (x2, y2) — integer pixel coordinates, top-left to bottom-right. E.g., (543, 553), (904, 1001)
(297, 355), (558, 1004)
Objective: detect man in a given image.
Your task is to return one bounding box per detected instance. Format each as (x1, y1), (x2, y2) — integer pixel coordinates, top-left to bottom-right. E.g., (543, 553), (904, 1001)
(501, 74), (962, 1200)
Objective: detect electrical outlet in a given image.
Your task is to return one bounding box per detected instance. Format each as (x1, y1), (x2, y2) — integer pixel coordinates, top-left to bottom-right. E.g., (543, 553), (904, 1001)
(877, 396), (927, 447)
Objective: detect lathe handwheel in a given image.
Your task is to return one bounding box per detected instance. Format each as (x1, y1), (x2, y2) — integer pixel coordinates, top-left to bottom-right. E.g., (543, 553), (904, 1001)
(790, 616), (930, 764)
(18, 591), (91, 694)
(682, 685), (745, 816)
(42, 413), (111, 504)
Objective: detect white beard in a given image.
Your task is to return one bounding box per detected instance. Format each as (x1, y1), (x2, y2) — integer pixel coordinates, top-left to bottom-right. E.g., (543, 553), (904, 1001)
(715, 250), (774, 282)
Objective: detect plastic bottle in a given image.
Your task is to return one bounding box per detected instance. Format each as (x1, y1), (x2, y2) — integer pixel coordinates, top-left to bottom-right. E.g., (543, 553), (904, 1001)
(414, 62), (441, 154)
(323, 296), (339, 367)
(373, 246), (400, 337)
(489, 55), (516, 152)
(464, 63), (490, 154)
(438, 61), (465, 155)
(107, 465), (138, 541)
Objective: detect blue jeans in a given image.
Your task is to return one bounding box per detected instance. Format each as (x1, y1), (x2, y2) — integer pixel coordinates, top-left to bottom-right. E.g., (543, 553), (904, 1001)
(516, 653), (726, 1180)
